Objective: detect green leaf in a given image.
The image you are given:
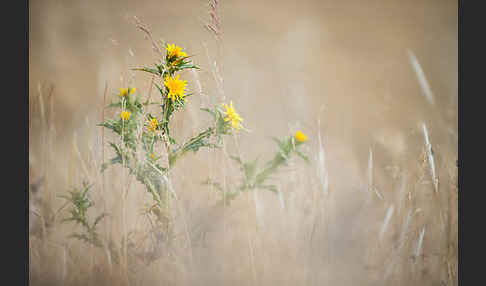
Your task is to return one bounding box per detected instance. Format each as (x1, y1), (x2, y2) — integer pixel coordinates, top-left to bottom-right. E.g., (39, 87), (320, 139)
(94, 213), (107, 227)
(258, 185), (278, 194)
(156, 64), (164, 75)
(215, 190), (240, 207)
(168, 153), (178, 167)
(201, 178), (223, 192)
(132, 67), (160, 76)
(107, 102), (122, 108)
(243, 158), (259, 182)
(168, 136), (177, 145)
(154, 83), (165, 95)
(271, 137), (282, 147)
(200, 107), (216, 119)
(278, 137), (293, 156)
(215, 111), (229, 135)
(101, 155), (122, 172)
(69, 233), (90, 242)
(168, 127), (218, 167)
(295, 150), (310, 163)
(254, 168), (274, 186)
(98, 122), (117, 132)
(178, 64), (199, 70)
(255, 155), (286, 186)
(229, 155), (243, 165)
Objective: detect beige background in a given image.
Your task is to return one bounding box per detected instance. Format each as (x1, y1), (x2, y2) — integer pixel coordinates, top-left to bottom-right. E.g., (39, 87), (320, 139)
(29, 0), (457, 285)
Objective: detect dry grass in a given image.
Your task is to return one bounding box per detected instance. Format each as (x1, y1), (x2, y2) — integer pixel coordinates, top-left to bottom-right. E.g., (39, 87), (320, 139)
(29, 80), (457, 286)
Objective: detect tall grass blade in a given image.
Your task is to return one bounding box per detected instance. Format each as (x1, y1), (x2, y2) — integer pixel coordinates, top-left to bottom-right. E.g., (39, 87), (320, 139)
(379, 205), (395, 242)
(408, 49), (434, 104)
(423, 123), (438, 193)
(415, 226), (426, 259)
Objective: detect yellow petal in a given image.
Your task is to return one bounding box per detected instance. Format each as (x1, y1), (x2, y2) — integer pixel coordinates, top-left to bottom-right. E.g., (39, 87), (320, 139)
(295, 130), (307, 142)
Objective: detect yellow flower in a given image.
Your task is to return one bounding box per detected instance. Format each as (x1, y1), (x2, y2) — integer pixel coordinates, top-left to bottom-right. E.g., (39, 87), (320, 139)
(151, 153), (156, 159)
(164, 74), (188, 101)
(148, 118), (158, 132)
(222, 101), (243, 131)
(295, 130), (307, 142)
(166, 43), (187, 59)
(120, 110), (131, 121)
(119, 87), (136, 97)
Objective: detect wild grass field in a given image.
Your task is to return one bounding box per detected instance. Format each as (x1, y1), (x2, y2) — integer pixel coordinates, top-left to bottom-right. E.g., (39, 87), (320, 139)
(29, 0), (457, 285)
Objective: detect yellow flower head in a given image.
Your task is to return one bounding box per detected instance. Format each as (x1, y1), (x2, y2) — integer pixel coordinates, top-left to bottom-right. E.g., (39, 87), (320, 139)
(164, 74), (188, 101)
(151, 153), (156, 159)
(222, 101), (243, 131)
(120, 110), (131, 121)
(166, 43), (188, 59)
(119, 87), (136, 97)
(148, 118), (158, 132)
(295, 130), (308, 142)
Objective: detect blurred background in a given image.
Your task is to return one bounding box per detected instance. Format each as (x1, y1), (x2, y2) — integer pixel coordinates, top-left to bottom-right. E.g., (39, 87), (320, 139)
(29, 0), (457, 285)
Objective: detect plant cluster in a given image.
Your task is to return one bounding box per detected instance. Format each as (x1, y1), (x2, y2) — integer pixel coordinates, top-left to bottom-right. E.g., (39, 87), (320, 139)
(98, 43), (244, 221)
(61, 181), (106, 247)
(62, 42), (309, 259)
(204, 131), (309, 205)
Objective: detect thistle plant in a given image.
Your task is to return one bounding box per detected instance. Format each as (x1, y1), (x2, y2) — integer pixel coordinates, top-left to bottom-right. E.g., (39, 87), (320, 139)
(61, 181), (106, 248)
(204, 130), (309, 205)
(99, 43), (244, 243)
